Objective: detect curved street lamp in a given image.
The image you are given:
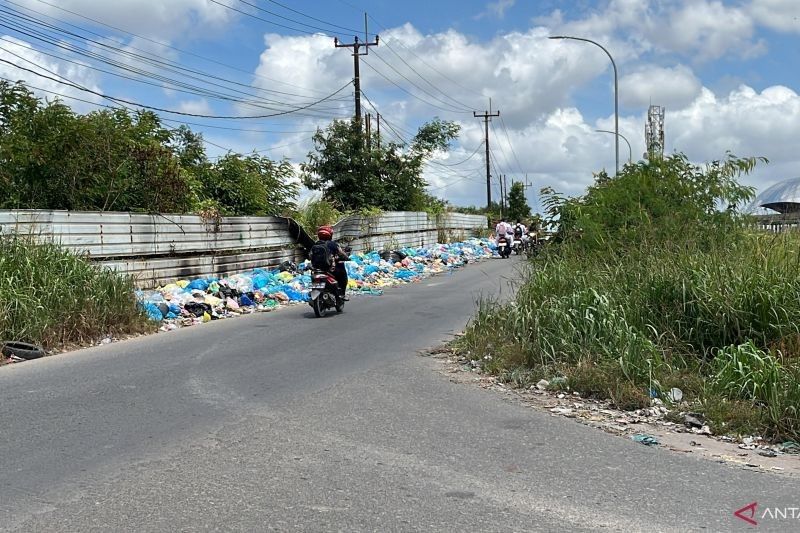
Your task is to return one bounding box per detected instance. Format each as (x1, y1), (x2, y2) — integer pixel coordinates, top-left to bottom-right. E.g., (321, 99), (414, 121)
(596, 129), (631, 164)
(549, 35), (619, 176)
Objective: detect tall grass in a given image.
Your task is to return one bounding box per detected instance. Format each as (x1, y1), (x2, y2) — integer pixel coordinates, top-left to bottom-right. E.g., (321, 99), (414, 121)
(291, 198), (343, 236)
(460, 233), (800, 440)
(0, 235), (150, 350)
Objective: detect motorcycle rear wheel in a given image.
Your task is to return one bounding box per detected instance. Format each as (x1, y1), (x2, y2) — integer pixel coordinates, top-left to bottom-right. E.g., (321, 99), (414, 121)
(312, 297), (326, 317)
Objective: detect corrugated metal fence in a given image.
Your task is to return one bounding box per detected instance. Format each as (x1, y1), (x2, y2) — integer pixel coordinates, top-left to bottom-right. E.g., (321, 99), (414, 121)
(0, 210), (486, 288)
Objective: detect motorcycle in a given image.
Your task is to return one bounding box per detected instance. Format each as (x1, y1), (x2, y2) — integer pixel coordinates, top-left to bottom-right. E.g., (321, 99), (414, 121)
(309, 269), (344, 317)
(497, 236), (511, 258)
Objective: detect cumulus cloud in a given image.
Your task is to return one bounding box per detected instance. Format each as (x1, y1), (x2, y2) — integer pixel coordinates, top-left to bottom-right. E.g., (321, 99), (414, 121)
(177, 98), (213, 116)
(14, 0), (235, 39)
(0, 35), (101, 112)
(475, 0), (516, 20)
(619, 65), (702, 109)
(748, 0), (800, 33)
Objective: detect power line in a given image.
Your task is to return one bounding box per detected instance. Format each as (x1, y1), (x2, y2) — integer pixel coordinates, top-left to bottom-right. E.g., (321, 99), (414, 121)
(430, 142), (484, 167)
(363, 52), (471, 114)
(0, 57), (353, 119)
(262, 0), (366, 36)
(371, 44), (476, 112)
(12, 0), (334, 96)
(366, 13), (485, 100)
(0, 6), (345, 109)
(234, 0), (361, 36)
(207, 0), (334, 37)
(498, 114), (526, 177)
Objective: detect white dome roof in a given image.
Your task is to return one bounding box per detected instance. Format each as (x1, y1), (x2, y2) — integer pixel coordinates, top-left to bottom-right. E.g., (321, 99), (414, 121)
(747, 177), (800, 214)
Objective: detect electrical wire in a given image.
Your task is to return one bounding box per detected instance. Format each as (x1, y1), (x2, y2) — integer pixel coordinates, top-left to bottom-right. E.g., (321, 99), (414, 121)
(0, 6), (347, 109)
(362, 53), (471, 114)
(12, 0), (335, 96)
(0, 56), (353, 119)
(498, 114), (527, 178)
(371, 43), (478, 112)
(366, 12), (485, 99)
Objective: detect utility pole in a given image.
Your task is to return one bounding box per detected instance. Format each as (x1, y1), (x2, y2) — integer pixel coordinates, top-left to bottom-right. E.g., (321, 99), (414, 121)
(365, 113), (372, 149)
(474, 107), (500, 211)
(501, 175), (507, 214)
(334, 14), (379, 127)
(376, 112), (381, 147)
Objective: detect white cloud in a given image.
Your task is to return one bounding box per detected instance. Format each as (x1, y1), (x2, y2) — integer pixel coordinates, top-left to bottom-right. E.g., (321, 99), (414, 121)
(476, 0), (517, 20)
(14, 0), (235, 39)
(177, 98), (212, 116)
(748, 0), (800, 33)
(0, 36), (101, 112)
(619, 65), (702, 109)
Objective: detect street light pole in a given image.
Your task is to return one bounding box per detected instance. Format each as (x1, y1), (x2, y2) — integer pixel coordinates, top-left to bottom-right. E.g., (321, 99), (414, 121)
(595, 129), (631, 164)
(549, 35), (619, 176)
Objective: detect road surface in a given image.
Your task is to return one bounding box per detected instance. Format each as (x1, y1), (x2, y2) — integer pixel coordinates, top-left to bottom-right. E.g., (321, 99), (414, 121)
(1, 257), (796, 532)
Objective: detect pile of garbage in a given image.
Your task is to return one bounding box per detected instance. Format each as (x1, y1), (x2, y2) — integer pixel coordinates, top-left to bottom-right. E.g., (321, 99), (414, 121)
(137, 239), (495, 330)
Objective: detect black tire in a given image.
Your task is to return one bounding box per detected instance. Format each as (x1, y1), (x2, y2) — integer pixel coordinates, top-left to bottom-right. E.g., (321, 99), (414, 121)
(2, 341), (45, 360)
(312, 297), (326, 318)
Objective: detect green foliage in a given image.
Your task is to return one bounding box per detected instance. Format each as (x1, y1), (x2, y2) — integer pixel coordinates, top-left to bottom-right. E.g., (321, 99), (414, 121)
(506, 181), (531, 222)
(459, 151), (800, 440)
(301, 118), (460, 212)
(0, 234), (151, 349)
(0, 81), (297, 216)
(291, 198), (343, 236)
(542, 153), (762, 249)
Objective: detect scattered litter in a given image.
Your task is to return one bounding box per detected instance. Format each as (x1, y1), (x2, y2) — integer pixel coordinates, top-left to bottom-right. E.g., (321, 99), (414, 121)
(683, 413), (705, 429)
(535, 379), (549, 391)
(667, 388), (683, 402)
(758, 450), (778, 458)
(136, 239), (495, 330)
(632, 434), (660, 446)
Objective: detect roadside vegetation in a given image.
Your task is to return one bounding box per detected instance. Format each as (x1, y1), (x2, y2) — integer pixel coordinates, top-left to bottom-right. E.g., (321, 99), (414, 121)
(0, 235), (150, 354)
(458, 153), (800, 441)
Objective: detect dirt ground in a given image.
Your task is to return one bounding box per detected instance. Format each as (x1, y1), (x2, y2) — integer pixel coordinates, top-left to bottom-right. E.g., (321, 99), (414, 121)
(424, 348), (800, 478)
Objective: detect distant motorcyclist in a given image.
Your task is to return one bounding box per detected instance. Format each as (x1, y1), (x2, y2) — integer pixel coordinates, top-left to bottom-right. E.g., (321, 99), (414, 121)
(495, 218), (511, 243)
(513, 219), (528, 251)
(313, 225), (349, 300)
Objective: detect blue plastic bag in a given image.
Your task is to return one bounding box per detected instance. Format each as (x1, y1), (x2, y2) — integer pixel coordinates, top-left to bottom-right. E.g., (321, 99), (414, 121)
(186, 279), (209, 291)
(142, 302), (164, 321)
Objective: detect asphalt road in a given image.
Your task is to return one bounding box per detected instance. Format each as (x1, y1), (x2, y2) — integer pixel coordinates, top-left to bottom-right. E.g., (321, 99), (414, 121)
(1, 256), (797, 532)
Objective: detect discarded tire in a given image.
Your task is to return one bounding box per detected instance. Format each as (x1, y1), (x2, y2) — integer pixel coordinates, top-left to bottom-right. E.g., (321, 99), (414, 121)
(2, 341), (45, 360)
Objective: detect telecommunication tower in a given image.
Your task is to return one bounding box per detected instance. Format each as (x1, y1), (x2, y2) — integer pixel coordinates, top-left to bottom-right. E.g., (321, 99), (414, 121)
(645, 105), (665, 159)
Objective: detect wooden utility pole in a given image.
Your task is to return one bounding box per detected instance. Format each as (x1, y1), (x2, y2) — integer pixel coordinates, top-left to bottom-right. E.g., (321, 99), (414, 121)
(334, 14), (379, 126)
(474, 108), (500, 210)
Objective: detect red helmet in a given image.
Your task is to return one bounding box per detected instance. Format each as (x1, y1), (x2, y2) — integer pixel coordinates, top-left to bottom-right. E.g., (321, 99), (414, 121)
(317, 225), (333, 240)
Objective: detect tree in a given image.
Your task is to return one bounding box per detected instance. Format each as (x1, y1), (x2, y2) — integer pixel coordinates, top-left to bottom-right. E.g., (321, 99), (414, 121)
(541, 153), (763, 251)
(301, 118), (460, 212)
(506, 181), (531, 222)
(0, 81), (299, 216)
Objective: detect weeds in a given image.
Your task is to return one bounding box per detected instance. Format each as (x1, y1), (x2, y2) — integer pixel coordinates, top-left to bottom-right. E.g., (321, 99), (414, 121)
(458, 153), (800, 441)
(0, 234), (150, 350)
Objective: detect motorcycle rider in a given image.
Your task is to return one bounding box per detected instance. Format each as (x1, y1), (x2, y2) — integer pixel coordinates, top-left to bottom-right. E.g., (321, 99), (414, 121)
(494, 217), (512, 256)
(513, 219), (528, 252)
(314, 225), (349, 300)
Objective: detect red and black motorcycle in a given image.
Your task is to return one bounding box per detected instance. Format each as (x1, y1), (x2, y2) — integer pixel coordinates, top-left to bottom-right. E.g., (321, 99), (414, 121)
(309, 269), (345, 317)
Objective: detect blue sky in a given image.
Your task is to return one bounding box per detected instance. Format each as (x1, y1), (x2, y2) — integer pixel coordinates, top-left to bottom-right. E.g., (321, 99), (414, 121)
(1, 0), (799, 210)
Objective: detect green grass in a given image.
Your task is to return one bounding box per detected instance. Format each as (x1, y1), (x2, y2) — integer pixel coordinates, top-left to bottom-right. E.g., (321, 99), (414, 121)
(457, 233), (800, 441)
(291, 198), (343, 236)
(0, 234), (151, 351)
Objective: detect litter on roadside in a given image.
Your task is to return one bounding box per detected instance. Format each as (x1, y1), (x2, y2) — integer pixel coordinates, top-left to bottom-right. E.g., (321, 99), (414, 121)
(136, 239), (496, 328)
